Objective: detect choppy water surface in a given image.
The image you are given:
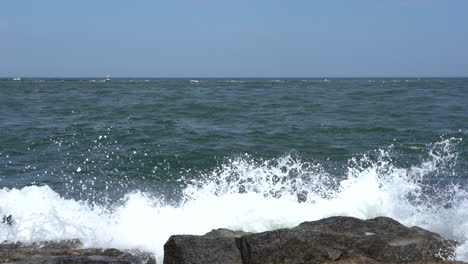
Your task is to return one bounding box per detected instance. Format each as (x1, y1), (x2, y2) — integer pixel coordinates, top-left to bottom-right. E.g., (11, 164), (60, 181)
(0, 78), (467, 261)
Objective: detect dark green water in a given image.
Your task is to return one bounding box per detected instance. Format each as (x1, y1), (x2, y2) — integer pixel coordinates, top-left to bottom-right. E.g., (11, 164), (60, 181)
(1, 78), (467, 200)
(1, 78), (468, 259)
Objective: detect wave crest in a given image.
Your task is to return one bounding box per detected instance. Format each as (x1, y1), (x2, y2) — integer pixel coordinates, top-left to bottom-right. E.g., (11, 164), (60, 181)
(1, 138), (467, 262)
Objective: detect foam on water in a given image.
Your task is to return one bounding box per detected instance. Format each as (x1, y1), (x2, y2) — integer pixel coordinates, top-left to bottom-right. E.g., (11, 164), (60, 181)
(1, 138), (467, 262)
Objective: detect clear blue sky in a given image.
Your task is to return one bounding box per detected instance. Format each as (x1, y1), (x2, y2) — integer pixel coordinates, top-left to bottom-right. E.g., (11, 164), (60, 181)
(1, 0), (467, 77)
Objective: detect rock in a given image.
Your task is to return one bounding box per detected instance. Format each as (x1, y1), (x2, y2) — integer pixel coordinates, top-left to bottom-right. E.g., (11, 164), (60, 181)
(240, 216), (457, 264)
(2, 215), (13, 226)
(203, 228), (252, 239)
(0, 239), (156, 264)
(321, 256), (465, 264)
(164, 216), (459, 264)
(164, 234), (242, 264)
(163, 229), (251, 264)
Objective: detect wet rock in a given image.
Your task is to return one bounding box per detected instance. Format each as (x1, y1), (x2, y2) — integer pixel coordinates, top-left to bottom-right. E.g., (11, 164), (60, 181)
(164, 234), (242, 264)
(1, 215), (12, 226)
(240, 216), (457, 264)
(163, 228), (252, 264)
(203, 228), (252, 239)
(0, 239), (156, 264)
(164, 216), (459, 264)
(321, 256), (466, 264)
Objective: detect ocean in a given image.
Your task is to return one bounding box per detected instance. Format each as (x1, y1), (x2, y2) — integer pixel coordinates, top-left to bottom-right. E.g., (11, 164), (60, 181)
(0, 78), (467, 261)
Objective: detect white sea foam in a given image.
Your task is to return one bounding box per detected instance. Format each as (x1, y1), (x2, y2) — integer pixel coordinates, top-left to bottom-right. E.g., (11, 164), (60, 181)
(225, 80), (245, 83)
(0, 138), (467, 262)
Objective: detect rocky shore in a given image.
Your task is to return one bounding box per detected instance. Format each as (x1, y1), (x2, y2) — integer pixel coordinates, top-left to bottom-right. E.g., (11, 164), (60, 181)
(1, 216), (465, 264)
(0, 239), (156, 264)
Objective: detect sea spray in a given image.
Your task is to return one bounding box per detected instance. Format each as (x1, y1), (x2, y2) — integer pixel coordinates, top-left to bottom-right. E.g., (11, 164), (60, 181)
(0, 138), (467, 262)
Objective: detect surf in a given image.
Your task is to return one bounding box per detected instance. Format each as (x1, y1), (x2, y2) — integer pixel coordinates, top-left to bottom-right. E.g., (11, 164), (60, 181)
(0, 138), (467, 262)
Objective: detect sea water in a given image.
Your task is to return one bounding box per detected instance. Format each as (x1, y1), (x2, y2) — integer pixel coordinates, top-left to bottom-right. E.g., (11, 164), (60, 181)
(0, 78), (467, 261)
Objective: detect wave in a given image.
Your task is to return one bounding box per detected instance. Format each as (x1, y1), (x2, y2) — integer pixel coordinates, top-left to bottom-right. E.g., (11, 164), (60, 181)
(0, 138), (467, 262)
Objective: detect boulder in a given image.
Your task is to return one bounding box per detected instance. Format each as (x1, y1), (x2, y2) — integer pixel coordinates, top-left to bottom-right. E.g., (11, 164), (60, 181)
(0, 239), (156, 264)
(164, 216), (459, 264)
(164, 229), (250, 264)
(239, 216), (457, 264)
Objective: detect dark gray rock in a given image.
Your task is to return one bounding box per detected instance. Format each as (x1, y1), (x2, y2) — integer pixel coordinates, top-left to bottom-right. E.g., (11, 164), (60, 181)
(164, 216), (459, 264)
(203, 228), (252, 239)
(163, 229), (251, 264)
(0, 239), (156, 264)
(163, 234), (242, 264)
(240, 216), (457, 264)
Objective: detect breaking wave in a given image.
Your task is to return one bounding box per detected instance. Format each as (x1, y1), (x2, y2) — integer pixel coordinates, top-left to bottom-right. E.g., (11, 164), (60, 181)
(1, 138), (467, 262)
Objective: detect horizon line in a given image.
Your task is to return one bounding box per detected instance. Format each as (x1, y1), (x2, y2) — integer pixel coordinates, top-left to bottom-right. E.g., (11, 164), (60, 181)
(1, 76), (468, 79)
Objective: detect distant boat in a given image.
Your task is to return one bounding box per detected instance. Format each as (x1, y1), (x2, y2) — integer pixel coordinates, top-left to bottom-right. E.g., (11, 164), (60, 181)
(104, 75), (112, 82)
(12, 77), (21, 81)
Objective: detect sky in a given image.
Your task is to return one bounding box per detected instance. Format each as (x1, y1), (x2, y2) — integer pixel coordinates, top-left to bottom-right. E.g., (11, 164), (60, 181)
(1, 0), (468, 77)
